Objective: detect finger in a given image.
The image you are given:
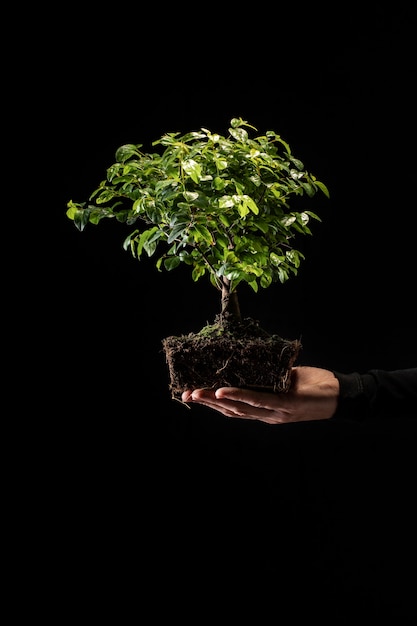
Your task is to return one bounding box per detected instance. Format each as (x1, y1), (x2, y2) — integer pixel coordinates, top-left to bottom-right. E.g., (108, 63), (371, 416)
(181, 390), (194, 402)
(215, 386), (290, 411)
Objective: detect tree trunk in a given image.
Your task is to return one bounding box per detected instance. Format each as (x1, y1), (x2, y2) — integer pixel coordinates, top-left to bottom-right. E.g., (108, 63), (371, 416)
(221, 277), (241, 321)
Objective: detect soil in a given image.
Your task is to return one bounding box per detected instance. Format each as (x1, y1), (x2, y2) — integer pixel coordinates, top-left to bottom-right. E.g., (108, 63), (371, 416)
(162, 314), (301, 400)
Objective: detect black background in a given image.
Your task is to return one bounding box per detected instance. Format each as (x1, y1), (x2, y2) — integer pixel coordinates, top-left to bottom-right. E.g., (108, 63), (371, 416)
(26, 3), (417, 621)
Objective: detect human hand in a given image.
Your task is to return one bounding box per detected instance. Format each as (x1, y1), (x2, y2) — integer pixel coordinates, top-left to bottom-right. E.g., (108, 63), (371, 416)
(181, 366), (340, 424)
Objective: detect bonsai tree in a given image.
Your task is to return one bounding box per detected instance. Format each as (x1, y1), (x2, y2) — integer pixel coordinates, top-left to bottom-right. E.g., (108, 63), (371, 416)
(67, 117), (329, 399)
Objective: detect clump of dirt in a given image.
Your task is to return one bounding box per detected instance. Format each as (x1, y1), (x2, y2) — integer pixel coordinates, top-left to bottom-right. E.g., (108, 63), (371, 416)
(162, 314), (301, 400)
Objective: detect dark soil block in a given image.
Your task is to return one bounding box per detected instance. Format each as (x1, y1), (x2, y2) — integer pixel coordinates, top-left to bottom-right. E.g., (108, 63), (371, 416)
(162, 316), (301, 400)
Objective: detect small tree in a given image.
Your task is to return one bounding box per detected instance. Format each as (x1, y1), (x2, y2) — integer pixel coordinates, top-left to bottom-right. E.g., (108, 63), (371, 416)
(67, 117), (329, 322)
(66, 117), (330, 397)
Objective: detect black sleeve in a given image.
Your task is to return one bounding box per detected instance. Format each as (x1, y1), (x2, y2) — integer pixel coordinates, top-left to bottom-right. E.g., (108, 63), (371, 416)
(331, 368), (417, 421)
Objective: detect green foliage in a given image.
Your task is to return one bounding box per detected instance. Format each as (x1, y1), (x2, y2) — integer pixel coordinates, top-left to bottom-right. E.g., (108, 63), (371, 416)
(67, 117), (329, 293)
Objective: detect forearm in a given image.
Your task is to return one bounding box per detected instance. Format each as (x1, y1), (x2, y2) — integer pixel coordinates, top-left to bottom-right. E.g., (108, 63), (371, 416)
(332, 368), (417, 421)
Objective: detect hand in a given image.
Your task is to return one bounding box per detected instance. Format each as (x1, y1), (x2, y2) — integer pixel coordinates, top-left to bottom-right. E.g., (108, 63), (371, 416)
(181, 366), (340, 424)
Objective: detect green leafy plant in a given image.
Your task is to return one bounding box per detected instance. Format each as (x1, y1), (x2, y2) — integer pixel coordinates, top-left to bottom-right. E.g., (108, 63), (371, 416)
(67, 117), (329, 320)
(67, 117), (330, 398)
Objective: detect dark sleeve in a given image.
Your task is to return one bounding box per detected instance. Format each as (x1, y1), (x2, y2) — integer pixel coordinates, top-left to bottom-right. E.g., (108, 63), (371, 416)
(331, 368), (417, 421)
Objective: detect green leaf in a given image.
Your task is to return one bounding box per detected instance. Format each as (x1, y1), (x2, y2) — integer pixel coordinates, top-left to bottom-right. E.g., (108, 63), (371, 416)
(183, 159), (202, 184)
(314, 180), (330, 198)
(144, 238), (158, 256)
(219, 196), (234, 209)
(193, 224), (214, 244)
(115, 144), (143, 162)
(260, 272), (273, 288)
(219, 213), (230, 227)
(213, 176), (225, 190)
(244, 196), (259, 215)
(164, 256), (181, 271)
(236, 201), (250, 218)
(167, 224), (188, 244)
(183, 191), (199, 203)
(133, 226), (159, 257)
(192, 265), (206, 281)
